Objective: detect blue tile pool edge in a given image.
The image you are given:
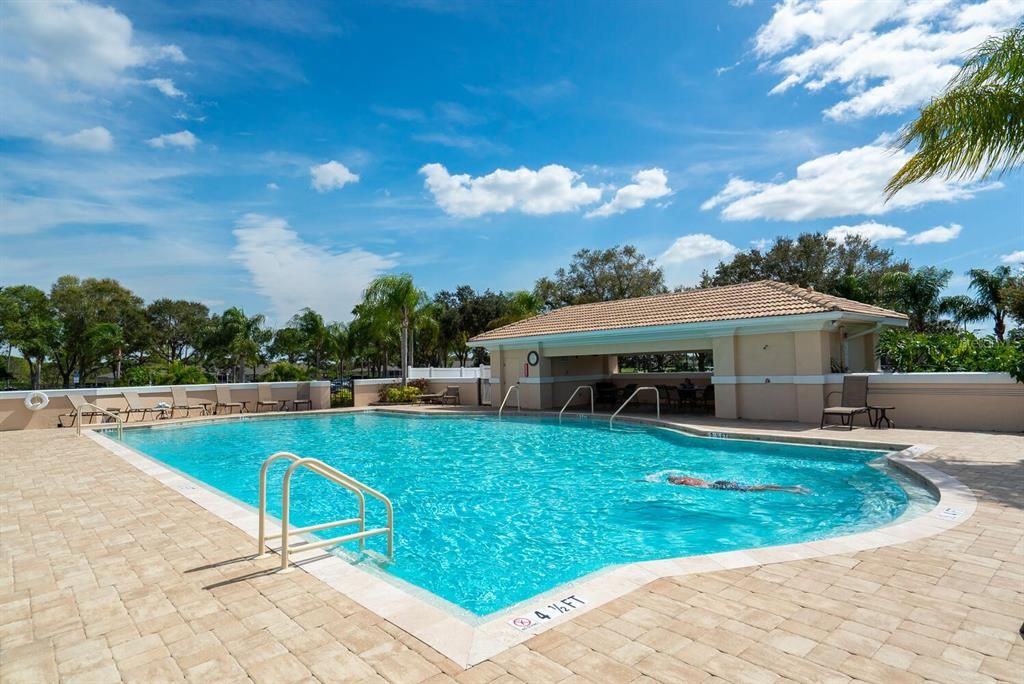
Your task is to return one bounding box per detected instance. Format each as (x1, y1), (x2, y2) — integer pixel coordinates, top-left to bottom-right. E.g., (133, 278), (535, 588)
(81, 410), (976, 668)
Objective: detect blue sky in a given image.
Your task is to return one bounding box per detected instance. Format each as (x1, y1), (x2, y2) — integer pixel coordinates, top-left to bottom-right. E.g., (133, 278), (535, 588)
(2, 0), (1022, 324)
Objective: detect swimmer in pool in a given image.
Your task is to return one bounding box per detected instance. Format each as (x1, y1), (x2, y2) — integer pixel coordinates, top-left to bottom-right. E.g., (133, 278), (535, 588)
(667, 475), (809, 494)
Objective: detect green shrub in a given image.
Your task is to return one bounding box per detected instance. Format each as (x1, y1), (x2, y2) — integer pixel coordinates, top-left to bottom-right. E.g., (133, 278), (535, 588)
(260, 361), (312, 381)
(380, 385), (421, 403)
(876, 329), (1024, 382)
(330, 388), (353, 408)
(120, 361), (211, 386)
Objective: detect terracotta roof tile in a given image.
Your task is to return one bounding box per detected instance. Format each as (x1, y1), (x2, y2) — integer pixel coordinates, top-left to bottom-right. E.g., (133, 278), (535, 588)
(470, 280), (907, 343)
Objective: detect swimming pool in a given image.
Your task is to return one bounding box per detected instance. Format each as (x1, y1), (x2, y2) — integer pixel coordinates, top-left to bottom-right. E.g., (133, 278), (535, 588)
(118, 412), (935, 616)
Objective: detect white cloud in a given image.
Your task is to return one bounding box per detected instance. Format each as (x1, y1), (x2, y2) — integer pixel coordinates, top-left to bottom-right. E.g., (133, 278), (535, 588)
(750, 238), (773, 250)
(146, 130), (199, 150)
(903, 223), (963, 244)
(702, 141), (997, 221)
(1, 0), (186, 87)
(661, 234), (739, 263)
(419, 163), (602, 218)
(43, 126), (113, 152)
(231, 214), (396, 322)
(659, 233), (739, 287)
(730, 0), (754, 6)
(586, 168), (672, 218)
(145, 78), (184, 98)
(1000, 250), (1024, 264)
(755, 0), (1024, 120)
(827, 221), (907, 242)
(266, 182), (279, 191)
(310, 160), (359, 192)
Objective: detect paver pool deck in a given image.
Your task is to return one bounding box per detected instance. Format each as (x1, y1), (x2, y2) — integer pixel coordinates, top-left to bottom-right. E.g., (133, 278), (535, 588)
(1, 412), (1022, 683)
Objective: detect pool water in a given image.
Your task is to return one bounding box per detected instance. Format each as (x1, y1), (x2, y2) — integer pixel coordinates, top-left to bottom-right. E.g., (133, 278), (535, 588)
(119, 412), (934, 616)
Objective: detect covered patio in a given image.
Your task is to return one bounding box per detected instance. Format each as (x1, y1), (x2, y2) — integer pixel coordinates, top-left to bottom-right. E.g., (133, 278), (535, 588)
(473, 281), (908, 424)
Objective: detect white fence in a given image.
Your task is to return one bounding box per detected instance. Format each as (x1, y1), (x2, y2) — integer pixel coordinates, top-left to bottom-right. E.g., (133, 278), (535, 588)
(406, 366), (490, 380)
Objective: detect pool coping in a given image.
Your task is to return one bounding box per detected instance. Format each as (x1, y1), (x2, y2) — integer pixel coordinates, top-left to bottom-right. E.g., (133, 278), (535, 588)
(84, 408), (976, 668)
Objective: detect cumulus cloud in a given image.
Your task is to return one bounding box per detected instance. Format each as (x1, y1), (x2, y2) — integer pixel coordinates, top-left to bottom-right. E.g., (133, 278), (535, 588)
(659, 233), (739, 287)
(44, 126), (113, 151)
(827, 221), (907, 242)
(702, 142), (996, 221)
(419, 163), (602, 218)
(1000, 250), (1024, 264)
(145, 78), (184, 98)
(2, 0), (186, 87)
(661, 234), (739, 263)
(904, 223), (963, 245)
(231, 214), (396, 322)
(310, 160), (359, 192)
(755, 0), (1024, 120)
(586, 168), (672, 218)
(146, 130), (199, 149)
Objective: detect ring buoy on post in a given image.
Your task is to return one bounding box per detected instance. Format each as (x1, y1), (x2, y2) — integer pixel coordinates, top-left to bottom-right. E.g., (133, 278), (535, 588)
(25, 391), (50, 411)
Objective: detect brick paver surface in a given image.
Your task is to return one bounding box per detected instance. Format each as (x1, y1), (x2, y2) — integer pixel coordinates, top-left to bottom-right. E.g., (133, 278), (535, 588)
(1, 422), (1022, 683)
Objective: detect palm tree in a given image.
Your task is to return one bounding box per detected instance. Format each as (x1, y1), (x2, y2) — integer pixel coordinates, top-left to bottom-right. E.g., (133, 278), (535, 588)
(938, 295), (988, 331)
(879, 267), (954, 332)
(886, 23), (1024, 198)
(361, 274), (421, 385)
(488, 290), (543, 329)
(967, 266), (1014, 341)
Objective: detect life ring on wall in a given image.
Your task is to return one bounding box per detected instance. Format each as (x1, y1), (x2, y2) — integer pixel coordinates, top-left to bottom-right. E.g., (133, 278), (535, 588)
(24, 391), (50, 411)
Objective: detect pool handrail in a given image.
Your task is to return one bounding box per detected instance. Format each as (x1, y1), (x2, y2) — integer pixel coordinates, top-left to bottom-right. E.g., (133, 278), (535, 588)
(558, 385), (594, 423)
(257, 451), (394, 571)
(76, 402), (123, 440)
(609, 386), (660, 427)
(497, 384), (520, 418)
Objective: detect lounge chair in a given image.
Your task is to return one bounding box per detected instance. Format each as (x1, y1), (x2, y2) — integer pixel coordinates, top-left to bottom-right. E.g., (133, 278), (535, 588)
(419, 387), (444, 404)
(290, 382), (312, 411)
(57, 395), (119, 428)
(441, 385), (460, 406)
(122, 391), (164, 422)
(170, 386), (210, 418)
(214, 385), (245, 414)
(255, 383), (280, 412)
(820, 376), (870, 430)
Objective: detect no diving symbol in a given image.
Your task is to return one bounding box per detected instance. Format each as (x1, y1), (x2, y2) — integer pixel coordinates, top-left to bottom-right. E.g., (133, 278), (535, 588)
(510, 617), (534, 630)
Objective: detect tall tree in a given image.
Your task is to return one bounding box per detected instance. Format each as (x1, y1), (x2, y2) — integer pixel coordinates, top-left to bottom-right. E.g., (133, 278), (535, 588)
(879, 267), (955, 332)
(206, 307), (270, 381)
(362, 274), (421, 386)
(0, 286), (57, 390)
(488, 290), (543, 329)
(146, 299), (210, 363)
(702, 233), (909, 304)
(967, 266), (1015, 341)
(534, 245), (667, 308)
(292, 308), (329, 377)
(887, 24), (1024, 198)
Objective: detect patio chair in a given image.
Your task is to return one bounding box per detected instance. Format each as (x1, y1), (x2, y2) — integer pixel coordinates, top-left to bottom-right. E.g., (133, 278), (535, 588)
(595, 381), (618, 407)
(170, 386), (210, 418)
(121, 391), (163, 422)
(441, 386), (461, 406)
(699, 384), (715, 413)
(57, 395), (119, 428)
(419, 387), (445, 404)
(820, 376), (870, 430)
(290, 382), (312, 411)
(214, 385), (244, 414)
(255, 383), (280, 412)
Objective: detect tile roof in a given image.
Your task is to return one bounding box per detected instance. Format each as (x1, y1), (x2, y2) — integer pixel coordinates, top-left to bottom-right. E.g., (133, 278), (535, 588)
(470, 280), (908, 343)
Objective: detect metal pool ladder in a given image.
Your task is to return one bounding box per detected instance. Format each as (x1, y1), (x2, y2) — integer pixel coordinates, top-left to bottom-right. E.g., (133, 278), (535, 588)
(76, 402), (124, 440)
(559, 385), (594, 422)
(257, 452), (394, 571)
(609, 386), (660, 427)
(498, 384), (520, 418)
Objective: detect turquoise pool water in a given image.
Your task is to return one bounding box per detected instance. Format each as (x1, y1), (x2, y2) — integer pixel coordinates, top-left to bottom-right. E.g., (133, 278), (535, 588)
(119, 412), (934, 616)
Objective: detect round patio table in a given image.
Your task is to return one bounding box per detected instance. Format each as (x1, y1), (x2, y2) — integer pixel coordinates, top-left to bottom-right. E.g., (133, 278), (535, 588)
(869, 405), (895, 428)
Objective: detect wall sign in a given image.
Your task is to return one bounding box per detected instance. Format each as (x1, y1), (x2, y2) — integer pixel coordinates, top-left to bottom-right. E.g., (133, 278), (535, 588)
(527, 351), (540, 366)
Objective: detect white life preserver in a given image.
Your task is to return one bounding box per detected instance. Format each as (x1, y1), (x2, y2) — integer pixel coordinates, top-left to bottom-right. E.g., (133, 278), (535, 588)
(25, 391), (50, 411)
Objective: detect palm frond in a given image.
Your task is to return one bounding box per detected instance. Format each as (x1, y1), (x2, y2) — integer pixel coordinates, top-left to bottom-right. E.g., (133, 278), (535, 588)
(886, 23), (1024, 198)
